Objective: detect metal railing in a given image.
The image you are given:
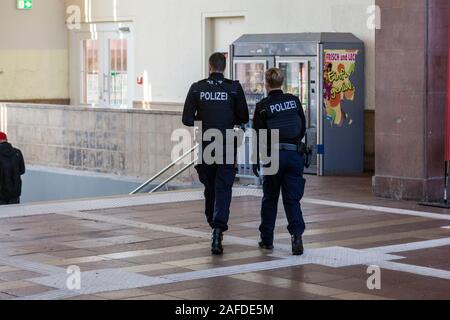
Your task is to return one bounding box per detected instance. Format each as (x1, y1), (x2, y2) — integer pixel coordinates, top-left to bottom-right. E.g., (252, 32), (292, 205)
(131, 124), (264, 195)
(130, 144), (199, 195)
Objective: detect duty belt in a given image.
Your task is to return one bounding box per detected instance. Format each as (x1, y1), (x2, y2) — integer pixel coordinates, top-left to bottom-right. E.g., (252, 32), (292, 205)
(278, 143), (298, 152)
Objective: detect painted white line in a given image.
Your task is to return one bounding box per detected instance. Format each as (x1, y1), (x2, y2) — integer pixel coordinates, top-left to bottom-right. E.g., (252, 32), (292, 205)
(0, 187), (448, 223)
(23, 247), (402, 300)
(0, 190), (205, 219)
(14, 220), (450, 300)
(61, 211), (216, 239)
(0, 256), (65, 276)
(3, 190), (450, 300)
(62, 210), (450, 260)
(0, 188), (257, 219)
(302, 198), (450, 221)
(61, 210), (294, 253)
(376, 261), (450, 280)
(235, 188), (450, 221)
(369, 237), (450, 254)
(28, 269), (173, 298)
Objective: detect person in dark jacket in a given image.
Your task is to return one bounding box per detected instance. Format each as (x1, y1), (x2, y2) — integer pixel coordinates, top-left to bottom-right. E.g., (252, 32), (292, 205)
(183, 53), (249, 255)
(252, 68), (307, 256)
(0, 132), (25, 205)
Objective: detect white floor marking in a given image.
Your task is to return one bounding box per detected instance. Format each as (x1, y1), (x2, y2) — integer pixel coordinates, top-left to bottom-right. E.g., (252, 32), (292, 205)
(28, 269), (173, 298)
(0, 255), (66, 277)
(23, 247), (402, 300)
(375, 261), (450, 280)
(61, 211), (219, 239)
(0, 190), (205, 219)
(1, 187), (449, 222)
(369, 237), (450, 254)
(302, 198), (450, 221)
(0, 188), (255, 219)
(1, 188), (449, 300)
(16, 208), (450, 300)
(14, 230), (450, 300)
(61, 210), (294, 253)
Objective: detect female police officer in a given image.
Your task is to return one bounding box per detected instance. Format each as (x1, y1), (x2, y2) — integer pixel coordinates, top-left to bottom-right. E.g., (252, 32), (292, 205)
(252, 68), (307, 256)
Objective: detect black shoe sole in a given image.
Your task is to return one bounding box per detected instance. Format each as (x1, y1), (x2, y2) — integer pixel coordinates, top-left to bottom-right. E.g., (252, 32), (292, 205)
(292, 251), (304, 256)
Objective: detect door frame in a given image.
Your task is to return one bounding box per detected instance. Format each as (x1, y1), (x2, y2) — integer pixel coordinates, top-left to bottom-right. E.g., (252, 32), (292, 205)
(201, 12), (247, 78)
(275, 56), (322, 176)
(69, 22), (135, 107)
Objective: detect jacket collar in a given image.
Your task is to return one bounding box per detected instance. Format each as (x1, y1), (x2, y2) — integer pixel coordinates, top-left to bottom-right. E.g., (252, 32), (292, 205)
(268, 89), (284, 96)
(209, 72), (225, 80)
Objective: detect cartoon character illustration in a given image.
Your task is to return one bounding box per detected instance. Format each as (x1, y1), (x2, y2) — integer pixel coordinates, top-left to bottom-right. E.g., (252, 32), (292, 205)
(323, 51), (357, 127)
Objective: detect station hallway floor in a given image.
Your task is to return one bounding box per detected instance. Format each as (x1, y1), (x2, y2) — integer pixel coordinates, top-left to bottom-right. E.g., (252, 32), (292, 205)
(0, 176), (449, 300)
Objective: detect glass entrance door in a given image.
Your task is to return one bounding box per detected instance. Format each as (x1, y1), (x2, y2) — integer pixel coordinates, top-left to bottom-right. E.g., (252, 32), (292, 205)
(232, 57), (274, 179)
(81, 39), (100, 105)
(108, 38), (129, 106)
(277, 58), (318, 174)
(76, 24), (133, 108)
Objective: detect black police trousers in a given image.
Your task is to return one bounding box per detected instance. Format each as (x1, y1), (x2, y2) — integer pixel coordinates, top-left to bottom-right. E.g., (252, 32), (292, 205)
(195, 163), (236, 232)
(260, 150), (306, 245)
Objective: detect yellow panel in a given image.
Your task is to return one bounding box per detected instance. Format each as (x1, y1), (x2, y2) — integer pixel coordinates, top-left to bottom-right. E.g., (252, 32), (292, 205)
(0, 49), (69, 100)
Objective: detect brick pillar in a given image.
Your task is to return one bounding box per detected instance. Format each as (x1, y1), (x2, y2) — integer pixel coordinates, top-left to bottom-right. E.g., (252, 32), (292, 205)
(374, 0), (450, 201)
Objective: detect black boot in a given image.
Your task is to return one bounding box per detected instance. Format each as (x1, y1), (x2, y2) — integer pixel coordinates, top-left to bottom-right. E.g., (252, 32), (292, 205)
(292, 235), (304, 256)
(211, 229), (224, 255)
(258, 239), (274, 250)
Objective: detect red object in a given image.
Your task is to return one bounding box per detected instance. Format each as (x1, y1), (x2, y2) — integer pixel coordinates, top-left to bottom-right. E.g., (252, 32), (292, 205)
(137, 76), (143, 85)
(0, 132), (7, 141)
(446, 22), (450, 161)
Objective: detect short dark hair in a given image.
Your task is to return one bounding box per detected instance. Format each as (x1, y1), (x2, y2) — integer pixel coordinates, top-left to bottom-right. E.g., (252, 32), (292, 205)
(209, 53), (226, 72)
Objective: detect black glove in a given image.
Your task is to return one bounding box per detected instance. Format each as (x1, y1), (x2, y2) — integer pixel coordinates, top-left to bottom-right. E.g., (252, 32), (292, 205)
(252, 164), (261, 178)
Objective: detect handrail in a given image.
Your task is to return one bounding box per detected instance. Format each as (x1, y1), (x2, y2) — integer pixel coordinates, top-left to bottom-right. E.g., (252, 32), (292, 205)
(130, 144), (199, 194)
(149, 158), (197, 194)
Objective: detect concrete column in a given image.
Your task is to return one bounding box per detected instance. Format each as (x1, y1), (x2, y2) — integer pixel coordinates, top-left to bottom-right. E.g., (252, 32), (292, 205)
(374, 0), (450, 201)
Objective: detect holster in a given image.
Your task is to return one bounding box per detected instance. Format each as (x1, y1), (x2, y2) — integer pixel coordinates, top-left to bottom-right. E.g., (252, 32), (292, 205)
(298, 142), (313, 169)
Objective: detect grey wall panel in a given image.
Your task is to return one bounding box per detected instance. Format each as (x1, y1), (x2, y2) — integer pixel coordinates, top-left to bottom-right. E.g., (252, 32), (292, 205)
(21, 169), (141, 204)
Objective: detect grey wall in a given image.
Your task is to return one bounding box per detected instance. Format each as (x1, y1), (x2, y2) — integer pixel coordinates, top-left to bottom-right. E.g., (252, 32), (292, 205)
(3, 103), (197, 184)
(21, 167), (142, 203)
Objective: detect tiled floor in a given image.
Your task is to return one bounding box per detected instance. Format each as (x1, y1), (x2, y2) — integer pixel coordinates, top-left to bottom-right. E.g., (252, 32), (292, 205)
(0, 175), (449, 300)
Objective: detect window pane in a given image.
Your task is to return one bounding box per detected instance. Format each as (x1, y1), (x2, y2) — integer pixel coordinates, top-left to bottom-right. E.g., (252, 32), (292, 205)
(109, 39), (128, 106)
(234, 62), (265, 114)
(279, 62), (311, 127)
(82, 39), (99, 105)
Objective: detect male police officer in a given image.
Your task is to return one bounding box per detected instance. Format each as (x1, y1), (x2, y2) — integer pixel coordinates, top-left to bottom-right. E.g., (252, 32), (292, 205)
(252, 68), (307, 256)
(183, 53), (249, 255)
